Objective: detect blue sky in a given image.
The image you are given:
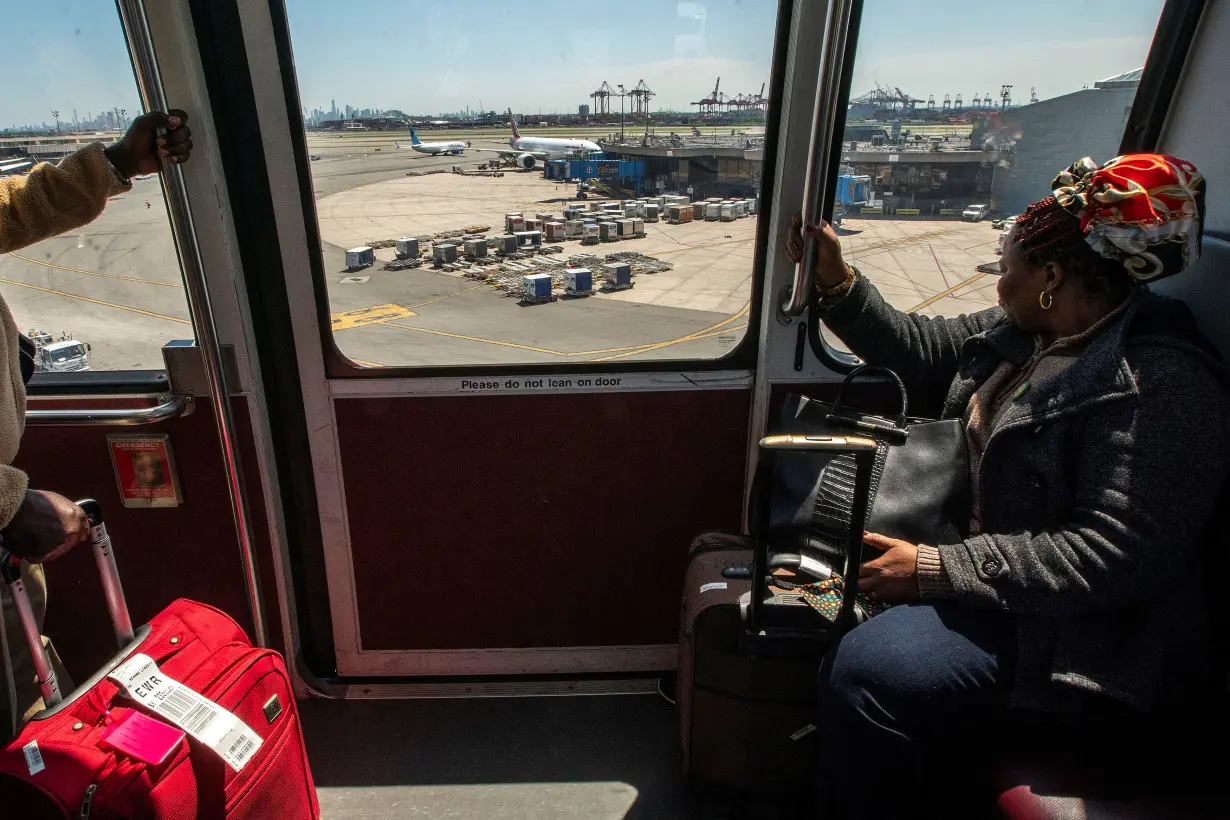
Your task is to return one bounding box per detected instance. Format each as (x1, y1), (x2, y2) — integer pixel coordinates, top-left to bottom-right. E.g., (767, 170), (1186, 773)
(1, 0), (1165, 127)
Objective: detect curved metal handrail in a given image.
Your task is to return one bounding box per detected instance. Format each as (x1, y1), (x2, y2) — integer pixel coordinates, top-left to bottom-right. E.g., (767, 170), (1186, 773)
(25, 395), (192, 426)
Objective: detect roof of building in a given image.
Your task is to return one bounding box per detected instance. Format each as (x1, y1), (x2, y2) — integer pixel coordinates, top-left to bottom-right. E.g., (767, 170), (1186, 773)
(1095, 67), (1144, 88)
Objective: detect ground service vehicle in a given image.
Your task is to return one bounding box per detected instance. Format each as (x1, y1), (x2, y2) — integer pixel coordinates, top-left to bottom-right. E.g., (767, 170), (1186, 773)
(962, 203), (991, 221)
(1, 0), (1225, 817)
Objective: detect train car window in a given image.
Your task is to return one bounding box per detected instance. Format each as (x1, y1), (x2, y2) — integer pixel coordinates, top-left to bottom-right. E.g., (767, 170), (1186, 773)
(282, 0), (781, 368)
(818, 0), (1166, 358)
(0, 2), (193, 374)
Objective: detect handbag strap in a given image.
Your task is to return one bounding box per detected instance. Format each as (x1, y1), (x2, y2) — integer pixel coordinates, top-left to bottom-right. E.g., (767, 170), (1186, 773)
(829, 365), (909, 435)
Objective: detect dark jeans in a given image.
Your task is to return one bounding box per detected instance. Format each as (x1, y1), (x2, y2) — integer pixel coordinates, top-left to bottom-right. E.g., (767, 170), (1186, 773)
(816, 602), (1017, 820)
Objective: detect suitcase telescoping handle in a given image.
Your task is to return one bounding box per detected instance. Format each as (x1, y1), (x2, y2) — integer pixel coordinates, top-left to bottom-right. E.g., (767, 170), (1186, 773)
(750, 435), (877, 636)
(0, 499), (133, 709)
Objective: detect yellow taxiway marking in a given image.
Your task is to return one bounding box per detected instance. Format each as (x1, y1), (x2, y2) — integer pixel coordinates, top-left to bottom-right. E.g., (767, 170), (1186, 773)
(905, 271), (988, 314)
(590, 303), (751, 362)
(0, 278), (191, 324)
(330, 303), (417, 331)
(403, 285), (485, 310)
(377, 301), (751, 361)
(379, 322), (567, 356)
(6, 253), (182, 288)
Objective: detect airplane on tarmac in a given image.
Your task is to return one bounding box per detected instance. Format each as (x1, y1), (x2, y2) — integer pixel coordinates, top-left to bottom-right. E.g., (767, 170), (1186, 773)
(396, 126), (470, 156)
(471, 110), (601, 169)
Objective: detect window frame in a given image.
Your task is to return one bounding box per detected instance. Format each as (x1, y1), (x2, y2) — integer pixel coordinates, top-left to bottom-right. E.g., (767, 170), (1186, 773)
(807, 0), (1201, 373)
(267, 0), (795, 379)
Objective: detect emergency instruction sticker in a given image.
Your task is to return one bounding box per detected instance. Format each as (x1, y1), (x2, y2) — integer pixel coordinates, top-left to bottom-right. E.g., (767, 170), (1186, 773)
(109, 653), (262, 771)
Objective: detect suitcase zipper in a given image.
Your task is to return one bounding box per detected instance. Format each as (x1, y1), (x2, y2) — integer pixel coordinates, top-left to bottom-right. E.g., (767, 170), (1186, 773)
(79, 783), (98, 819)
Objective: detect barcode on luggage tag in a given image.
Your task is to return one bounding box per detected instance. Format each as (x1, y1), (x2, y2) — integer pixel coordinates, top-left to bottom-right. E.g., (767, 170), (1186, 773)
(22, 740), (45, 776)
(109, 653), (263, 772)
(158, 687), (218, 736)
(223, 732), (259, 769)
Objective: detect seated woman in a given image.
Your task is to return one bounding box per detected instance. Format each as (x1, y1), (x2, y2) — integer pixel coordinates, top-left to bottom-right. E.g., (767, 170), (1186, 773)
(786, 155), (1229, 818)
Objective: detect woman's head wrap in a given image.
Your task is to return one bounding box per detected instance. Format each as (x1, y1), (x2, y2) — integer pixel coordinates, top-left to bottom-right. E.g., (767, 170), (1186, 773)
(1049, 154), (1205, 282)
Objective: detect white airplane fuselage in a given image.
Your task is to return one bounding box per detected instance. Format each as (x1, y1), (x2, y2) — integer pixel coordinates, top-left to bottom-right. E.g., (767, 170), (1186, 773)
(506, 136), (600, 160)
(413, 141), (467, 156)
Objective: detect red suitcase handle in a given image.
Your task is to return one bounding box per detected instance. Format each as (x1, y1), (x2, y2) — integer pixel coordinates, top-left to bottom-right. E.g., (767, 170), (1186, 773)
(1, 499), (134, 709)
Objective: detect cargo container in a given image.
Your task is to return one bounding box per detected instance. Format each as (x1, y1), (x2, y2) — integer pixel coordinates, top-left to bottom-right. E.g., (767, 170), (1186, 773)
(720, 204), (736, 222)
(505, 214), (525, 233)
(602, 262), (632, 288)
(666, 204), (694, 224)
(565, 220), (585, 237)
(536, 213), (555, 223)
(523, 273), (553, 300)
(432, 244), (457, 264)
(565, 268), (594, 295)
(581, 225), (601, 245)
(704, 203), (721, 221)
(544, 222), (567, 242)
(463, 238), (488, 259)
(644, 204), (660, 222)
(617, 219), (637, 238)
(493, 235), (518, 254)
(345, 246), (375, 269)
(524, 218), (543, 232)
(515, 230), (543, 247)
(633, 218), (645, 236)
(599, 222), (619, 242)
(394, 238), (419, 259)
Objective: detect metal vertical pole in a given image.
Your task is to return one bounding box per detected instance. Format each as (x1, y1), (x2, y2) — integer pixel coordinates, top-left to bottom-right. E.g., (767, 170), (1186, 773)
(114, 0), (269, 648)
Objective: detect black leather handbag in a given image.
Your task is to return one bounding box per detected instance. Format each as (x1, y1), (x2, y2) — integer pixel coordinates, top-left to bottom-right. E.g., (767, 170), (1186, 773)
(768, 365), (971, 559)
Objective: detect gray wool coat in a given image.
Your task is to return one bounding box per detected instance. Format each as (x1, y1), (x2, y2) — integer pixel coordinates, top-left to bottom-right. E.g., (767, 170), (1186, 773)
(821, 274), (1230, 712)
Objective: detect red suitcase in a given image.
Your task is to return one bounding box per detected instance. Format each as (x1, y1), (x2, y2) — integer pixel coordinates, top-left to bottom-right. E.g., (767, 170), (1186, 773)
(0, 500), (320, 819)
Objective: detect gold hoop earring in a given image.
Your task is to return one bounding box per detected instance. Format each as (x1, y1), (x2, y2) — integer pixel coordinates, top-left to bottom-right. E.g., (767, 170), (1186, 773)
(1039, 291), (1053, 310)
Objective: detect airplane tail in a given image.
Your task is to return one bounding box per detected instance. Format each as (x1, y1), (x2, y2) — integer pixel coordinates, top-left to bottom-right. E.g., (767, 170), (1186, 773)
(407, 126), (422, 146)
(507, 108), (520, 142)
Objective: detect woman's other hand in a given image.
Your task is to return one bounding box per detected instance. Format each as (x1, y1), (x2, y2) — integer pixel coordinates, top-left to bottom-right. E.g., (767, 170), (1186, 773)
(786, 213), (847, 289)
(105, 110), (193, 178)
(858, 532), (919, 603)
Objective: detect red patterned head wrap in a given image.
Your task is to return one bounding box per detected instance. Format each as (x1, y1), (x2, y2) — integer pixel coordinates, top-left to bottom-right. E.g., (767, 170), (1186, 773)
(1049, 154), (1205, 282)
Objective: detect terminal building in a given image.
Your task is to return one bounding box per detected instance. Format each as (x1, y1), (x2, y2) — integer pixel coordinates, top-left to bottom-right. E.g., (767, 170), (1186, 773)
(597, 135), (765, 200)
(988, 69), (1142, 215)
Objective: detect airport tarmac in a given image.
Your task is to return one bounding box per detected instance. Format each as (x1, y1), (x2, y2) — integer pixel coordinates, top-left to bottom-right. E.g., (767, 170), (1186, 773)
(0, 141), (1001, 370)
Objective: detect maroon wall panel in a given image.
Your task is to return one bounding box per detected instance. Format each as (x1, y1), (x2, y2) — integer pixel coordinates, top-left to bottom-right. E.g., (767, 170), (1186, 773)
(336, 390), (750, 651)
(14, 397), (284, 682)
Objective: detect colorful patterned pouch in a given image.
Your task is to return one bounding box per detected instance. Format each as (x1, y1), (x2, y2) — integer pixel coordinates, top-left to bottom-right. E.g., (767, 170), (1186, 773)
(795, 573), (893, 622)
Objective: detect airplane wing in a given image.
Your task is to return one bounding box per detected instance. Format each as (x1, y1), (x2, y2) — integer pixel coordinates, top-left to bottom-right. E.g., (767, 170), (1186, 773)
(0, 159), (34, 174)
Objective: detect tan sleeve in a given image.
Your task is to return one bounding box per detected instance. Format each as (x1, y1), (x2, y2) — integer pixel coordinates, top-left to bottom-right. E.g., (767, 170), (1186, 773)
(916, 544), (955, 599)
(0, 464), (28, 531)
(0, 144), (131, 255)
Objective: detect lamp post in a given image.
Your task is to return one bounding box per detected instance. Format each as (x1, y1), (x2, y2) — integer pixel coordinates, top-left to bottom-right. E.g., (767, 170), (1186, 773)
(51, 110), (60, 133)
(617, 84), (626, 142)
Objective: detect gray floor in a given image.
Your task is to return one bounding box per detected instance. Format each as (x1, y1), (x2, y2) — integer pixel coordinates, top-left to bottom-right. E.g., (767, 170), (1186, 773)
(301, 694), (701, 820)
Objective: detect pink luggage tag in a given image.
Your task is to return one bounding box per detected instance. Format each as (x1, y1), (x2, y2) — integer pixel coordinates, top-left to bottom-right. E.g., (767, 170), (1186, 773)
(99, 712), (185, 766)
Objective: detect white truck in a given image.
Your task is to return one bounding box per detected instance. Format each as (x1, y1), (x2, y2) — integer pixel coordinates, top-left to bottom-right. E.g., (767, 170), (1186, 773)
(962, 203), (991, 222)
(28, 331), (90, 373)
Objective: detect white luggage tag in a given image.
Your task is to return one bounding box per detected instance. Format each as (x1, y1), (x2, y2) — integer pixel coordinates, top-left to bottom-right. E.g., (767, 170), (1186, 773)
(109, 653), (262, 771)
